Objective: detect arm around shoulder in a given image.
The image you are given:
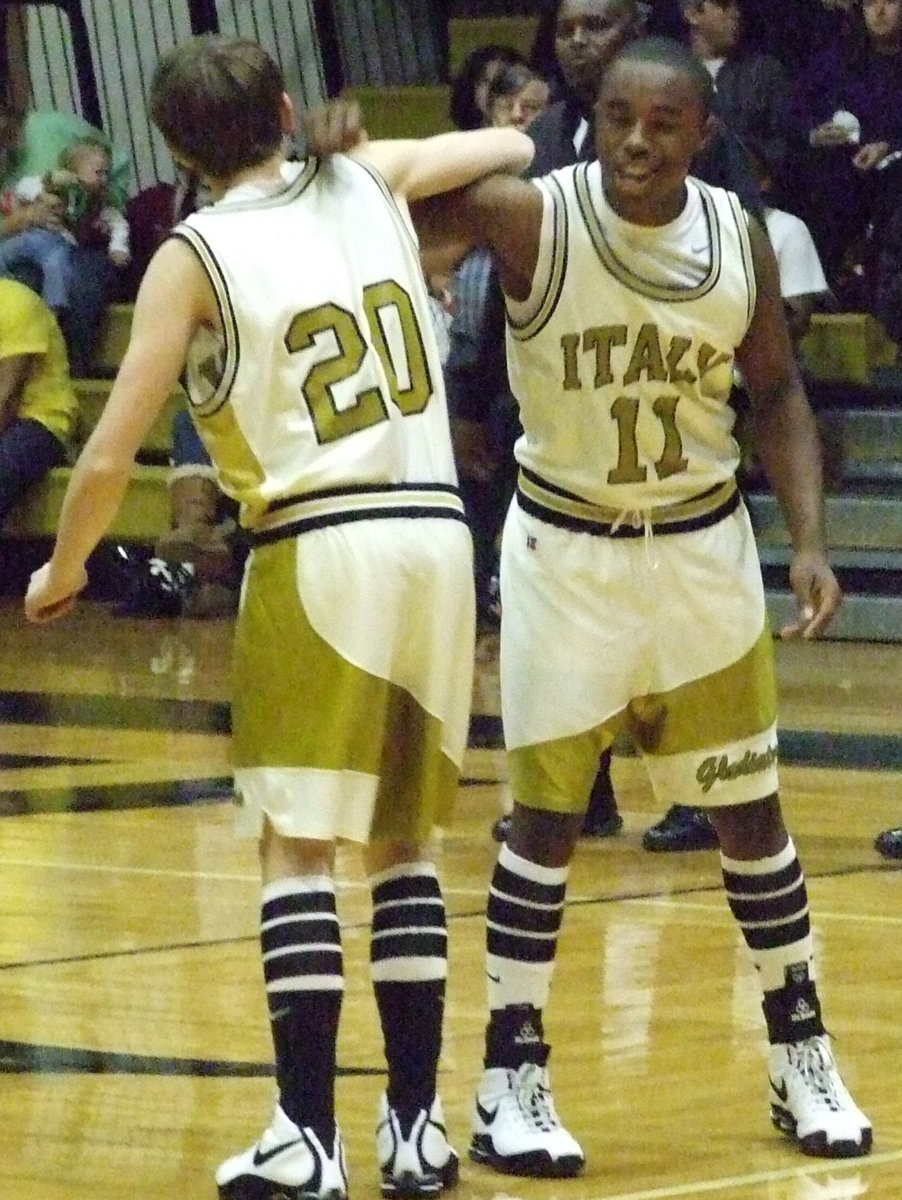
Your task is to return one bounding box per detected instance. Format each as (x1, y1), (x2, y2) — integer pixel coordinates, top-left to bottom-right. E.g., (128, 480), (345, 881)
(357, 126), (533, 202)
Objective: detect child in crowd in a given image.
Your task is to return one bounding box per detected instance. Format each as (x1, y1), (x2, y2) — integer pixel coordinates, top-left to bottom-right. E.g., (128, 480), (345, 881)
(0, 136), (130, 374)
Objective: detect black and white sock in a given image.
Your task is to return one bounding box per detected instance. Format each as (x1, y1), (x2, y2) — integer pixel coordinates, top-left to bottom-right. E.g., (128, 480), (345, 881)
(484, 843), (568, 1068)
(261, 875), (343, 1143)
(370, 862), (447, 1131)
(721, 839), (825, 1043)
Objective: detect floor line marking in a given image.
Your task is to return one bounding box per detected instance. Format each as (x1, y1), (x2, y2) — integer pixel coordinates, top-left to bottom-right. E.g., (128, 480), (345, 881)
(554, 1147), (900, 1200)
(626, 896), (902, 926)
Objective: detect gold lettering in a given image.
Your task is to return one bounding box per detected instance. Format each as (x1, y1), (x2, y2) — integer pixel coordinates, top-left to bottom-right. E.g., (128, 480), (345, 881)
(560, 332), (581, 390)
(695, 745), (779, 794)
(697, 342), (732, 378)
(623, 323), (667, 386)
(665, 336), (696, 384)
(584, 325), (627, 387)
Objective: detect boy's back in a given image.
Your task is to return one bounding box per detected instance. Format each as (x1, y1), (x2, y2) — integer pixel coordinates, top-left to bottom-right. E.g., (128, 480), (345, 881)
(177, 155), (458, 531)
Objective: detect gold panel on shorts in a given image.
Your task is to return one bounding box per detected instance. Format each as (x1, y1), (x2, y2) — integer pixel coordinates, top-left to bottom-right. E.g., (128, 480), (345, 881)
(231, 540), (459, 841)
(509, 625), (777, 814)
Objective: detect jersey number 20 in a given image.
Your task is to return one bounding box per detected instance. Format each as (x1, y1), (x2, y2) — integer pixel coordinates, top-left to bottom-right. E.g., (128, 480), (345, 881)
(285, 280), (433, 444)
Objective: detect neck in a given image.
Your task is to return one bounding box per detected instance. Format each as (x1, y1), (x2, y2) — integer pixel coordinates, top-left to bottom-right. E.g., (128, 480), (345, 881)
(208, 149), (286, 200)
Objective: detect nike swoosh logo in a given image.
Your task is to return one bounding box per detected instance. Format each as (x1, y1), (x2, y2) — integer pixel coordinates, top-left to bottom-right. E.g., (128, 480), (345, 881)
(770, 1077), (789, 1103)
(253, 1140), (300, 1168)
(486, 972), (501, 983)
(475, 1099), (498, 1127)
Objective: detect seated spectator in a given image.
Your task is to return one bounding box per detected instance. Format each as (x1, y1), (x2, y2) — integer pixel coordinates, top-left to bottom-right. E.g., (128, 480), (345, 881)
(0, 102), (132, 376)
(484, 62), (551, 133)
(115, 407), (244, 620)
(0, 278), (77, 532)
(748, 140), (832, 347)
(124, 168), (206, 299)
(786, 0), (902, 291)
(733, 139), (832, 483)
(679, 0), (794, 205)
(448, 43), (528, 130)
(0, 136), (131, 372)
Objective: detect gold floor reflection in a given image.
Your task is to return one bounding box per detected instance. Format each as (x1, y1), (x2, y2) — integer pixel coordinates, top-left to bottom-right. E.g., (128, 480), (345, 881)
(1, 598), (901, 1200)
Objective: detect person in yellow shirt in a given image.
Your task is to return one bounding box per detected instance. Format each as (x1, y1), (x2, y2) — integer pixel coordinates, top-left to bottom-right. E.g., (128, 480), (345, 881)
(0, 277), (77, 528)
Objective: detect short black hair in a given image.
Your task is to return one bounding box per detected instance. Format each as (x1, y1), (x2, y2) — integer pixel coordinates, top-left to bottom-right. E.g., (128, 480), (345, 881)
(604, 34), (716, 114)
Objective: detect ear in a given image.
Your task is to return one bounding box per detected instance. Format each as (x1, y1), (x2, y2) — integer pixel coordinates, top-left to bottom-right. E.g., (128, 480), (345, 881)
(280, 92), (296, 135)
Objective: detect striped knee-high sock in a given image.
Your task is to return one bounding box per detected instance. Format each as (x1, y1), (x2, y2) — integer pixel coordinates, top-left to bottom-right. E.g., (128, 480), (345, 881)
(261, 876), (344, 1142)
(370, 862), (448, 1128)
(484, 843), (569, 1068)
(721, 839), (825, 1044)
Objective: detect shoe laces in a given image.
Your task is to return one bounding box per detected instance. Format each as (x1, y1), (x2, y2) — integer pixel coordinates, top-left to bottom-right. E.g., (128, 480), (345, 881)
(789, 1036), (849, 1113)
(513, 1063), (561, 1132)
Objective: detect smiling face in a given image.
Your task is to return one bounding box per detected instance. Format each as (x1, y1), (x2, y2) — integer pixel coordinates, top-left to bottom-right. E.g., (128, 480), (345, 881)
(594, 55), (711, 225)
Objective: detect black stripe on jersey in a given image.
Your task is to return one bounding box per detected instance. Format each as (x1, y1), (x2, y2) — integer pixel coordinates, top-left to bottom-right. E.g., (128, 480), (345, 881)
(506, 172), (569, 342)
(353, 157), (421, 260)
(249, 504), (468, 546)
(516, 483), (740, 537)
(172, 227), (240, 418)
(267, 480), (462, 512)
(725, 190), (757, 332)
(577, 170), (725, 303)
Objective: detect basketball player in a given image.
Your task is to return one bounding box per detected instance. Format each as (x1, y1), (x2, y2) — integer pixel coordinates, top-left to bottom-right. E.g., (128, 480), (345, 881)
(23, 35), (533, 1200)
(415, 35), (872, 1175)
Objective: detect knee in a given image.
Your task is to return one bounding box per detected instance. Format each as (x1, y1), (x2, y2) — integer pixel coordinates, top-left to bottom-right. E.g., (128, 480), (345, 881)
(506, 803), (581, 867)
(709, 793), (787, 860)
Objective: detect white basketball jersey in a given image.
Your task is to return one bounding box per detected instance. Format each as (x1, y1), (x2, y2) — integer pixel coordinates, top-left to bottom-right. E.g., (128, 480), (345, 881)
(506, 163), (756, 514)
(175, 157), (459, 530)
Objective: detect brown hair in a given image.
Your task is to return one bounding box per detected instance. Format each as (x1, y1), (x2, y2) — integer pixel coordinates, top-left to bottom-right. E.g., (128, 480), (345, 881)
(149, 36), (285, 181)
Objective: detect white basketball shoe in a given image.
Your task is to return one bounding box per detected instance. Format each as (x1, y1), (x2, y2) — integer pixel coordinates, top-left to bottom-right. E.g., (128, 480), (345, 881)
(769, 1035), (873, 1158)
(470, 1062), (584, 1177)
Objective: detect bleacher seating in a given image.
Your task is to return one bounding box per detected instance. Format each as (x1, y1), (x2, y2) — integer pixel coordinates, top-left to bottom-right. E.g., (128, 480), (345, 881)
(3, 304), (179, 542)
(3, 46), (902, 640)
(751, 315), (902, 642)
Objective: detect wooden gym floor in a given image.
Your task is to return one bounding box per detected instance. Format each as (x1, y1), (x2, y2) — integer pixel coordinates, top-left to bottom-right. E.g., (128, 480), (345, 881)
(1, 595), (901, 1200)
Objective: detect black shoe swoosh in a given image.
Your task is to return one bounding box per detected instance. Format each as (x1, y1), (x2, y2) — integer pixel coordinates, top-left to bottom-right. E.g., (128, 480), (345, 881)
(770, 1077), (789, 1103)
(475, 1100), (498, 1127)
(253, 1139), (303, 1168)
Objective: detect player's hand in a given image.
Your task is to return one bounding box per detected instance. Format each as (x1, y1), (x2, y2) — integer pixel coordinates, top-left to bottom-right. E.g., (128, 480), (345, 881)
(24, 560), (88, 624)
(780, 551), (842, 639)
(302, 99), (368, 158)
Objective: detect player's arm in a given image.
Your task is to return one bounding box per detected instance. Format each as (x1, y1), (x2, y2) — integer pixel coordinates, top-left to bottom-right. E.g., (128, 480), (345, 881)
(24, 238), (211, 622)
(411, 171), (544, 300)
(736, 215), (841, 639)
(353, 126), (534, 201)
